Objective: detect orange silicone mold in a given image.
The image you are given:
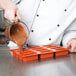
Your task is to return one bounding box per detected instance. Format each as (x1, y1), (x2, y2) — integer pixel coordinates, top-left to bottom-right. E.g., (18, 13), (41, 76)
(9, 44), (69, 61)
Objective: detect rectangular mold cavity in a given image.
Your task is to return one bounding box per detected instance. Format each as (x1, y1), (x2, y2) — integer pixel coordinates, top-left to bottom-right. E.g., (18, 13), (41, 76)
(19, 50), (38, 61)
(55, 51), (68, 58)
(23, 55), (38, 61)
(40, 53), (53, 59)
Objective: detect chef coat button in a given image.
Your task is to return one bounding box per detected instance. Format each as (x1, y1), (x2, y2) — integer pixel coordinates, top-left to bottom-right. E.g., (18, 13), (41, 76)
(6, 40), (9, 44)
(64, 9), (67, 12)
(37, 14), (39, 17)
(26, 44), (29, 47)
(57, 24), (60, 27)
(16, 0), (21, 5)
(31, 30), (34, 32)
(49, 38), (51, 40)
(43, 0), (45, 1)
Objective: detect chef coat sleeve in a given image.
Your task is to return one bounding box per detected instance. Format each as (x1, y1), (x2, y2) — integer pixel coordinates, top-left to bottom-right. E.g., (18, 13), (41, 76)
(11, 0), (21, 4)
(8, 41), (18, 49)
(62, 19), (76, 47)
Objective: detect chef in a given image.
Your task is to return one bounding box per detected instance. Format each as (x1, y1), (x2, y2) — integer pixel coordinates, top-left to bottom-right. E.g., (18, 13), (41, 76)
(0, 0), (76, 52)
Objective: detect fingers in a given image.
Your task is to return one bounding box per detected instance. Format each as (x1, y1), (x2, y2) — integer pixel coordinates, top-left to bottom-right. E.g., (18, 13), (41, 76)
(4, 9), (15, 22)
(66, 40), (76, 52)
(66, 42), (71, 49)
(4, 7), (21, 23)
(16, 10), (21, 20)
(14, 10), (21, 22)
(71, 45), (76, 52)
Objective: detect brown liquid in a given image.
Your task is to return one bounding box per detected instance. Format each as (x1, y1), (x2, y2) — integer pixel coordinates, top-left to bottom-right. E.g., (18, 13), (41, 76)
(10, 22), (28, 51)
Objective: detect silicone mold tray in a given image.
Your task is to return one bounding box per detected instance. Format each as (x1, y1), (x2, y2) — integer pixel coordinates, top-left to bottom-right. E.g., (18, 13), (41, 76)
(9, 44), (69, 61)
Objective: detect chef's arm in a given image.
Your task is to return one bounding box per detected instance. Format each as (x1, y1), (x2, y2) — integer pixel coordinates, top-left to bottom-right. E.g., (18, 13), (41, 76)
(0, 0), (21, 22)
(62, 19), (76, 52)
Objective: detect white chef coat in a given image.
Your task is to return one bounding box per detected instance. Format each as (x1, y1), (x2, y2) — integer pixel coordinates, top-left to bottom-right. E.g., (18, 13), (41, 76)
(8, 0), (76, 49)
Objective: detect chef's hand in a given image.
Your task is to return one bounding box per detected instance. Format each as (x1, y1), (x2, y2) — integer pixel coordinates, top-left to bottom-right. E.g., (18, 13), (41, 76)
(66, 38), (76, 52)
(4, 3), (21, 22)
